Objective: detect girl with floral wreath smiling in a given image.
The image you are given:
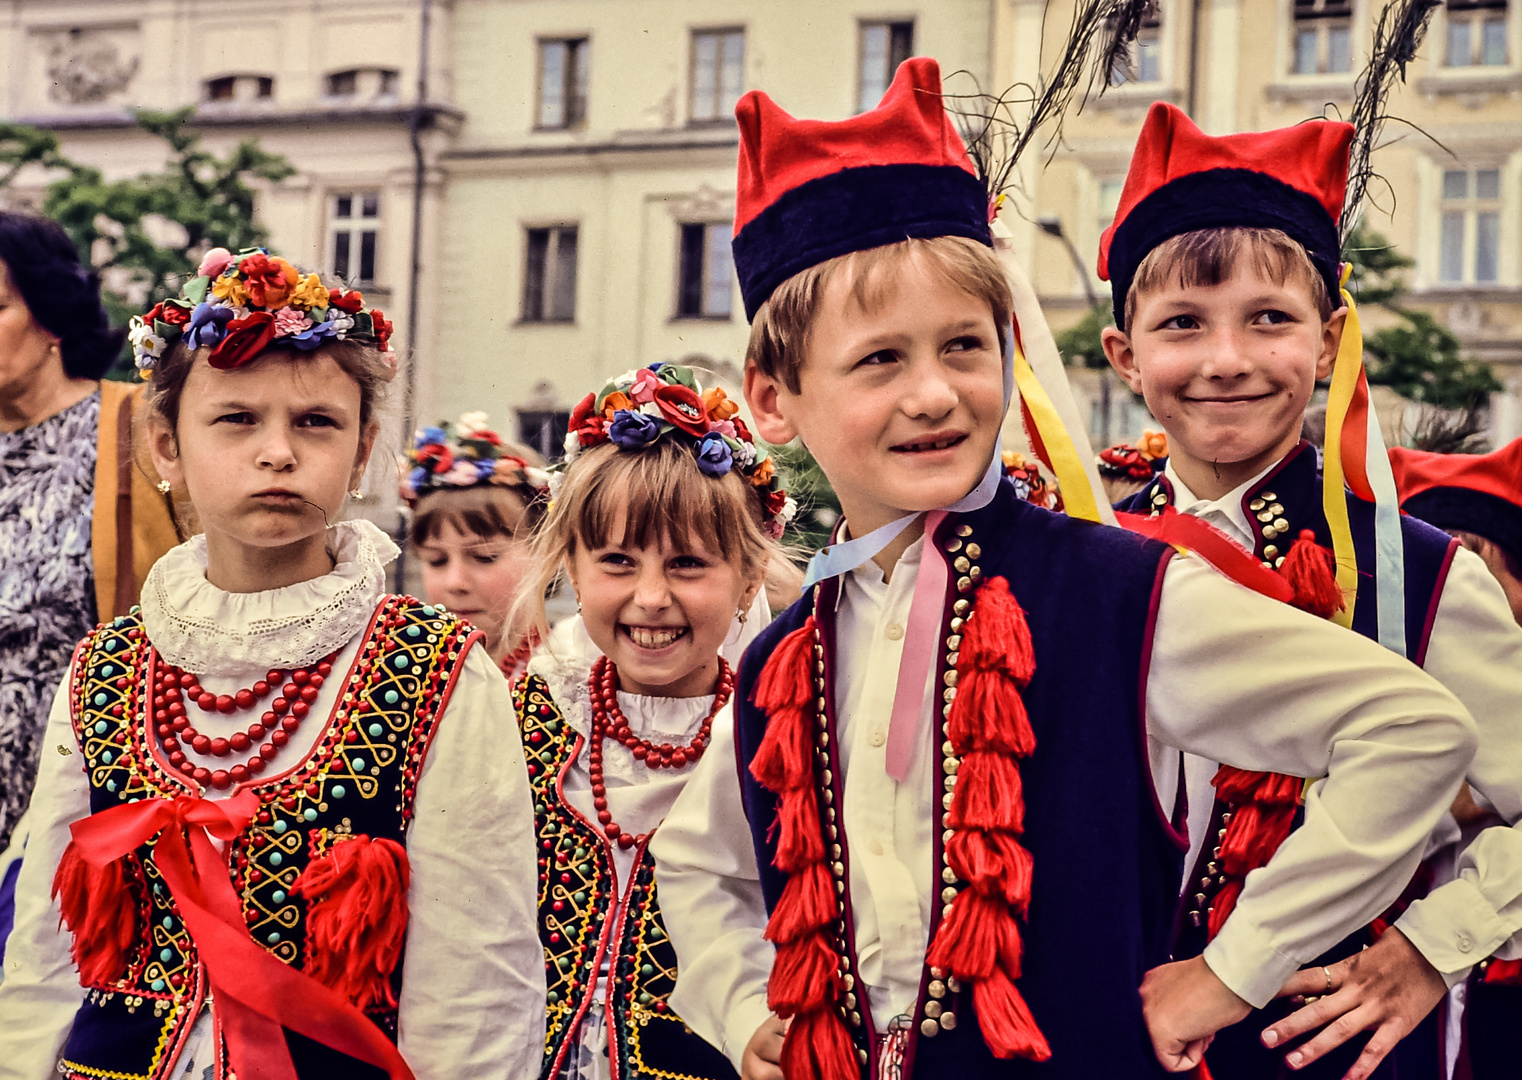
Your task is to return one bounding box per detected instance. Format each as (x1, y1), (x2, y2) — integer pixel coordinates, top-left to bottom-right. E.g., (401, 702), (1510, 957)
(0, 247), (545, 1080)
(509, 362), (793, 1080)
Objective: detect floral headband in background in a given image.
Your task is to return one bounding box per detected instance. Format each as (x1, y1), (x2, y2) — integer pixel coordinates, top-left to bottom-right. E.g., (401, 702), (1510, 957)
(129, 247), (395, 376)
(401, 412), (550, 507)
(1002, 450), (1062, 511)
(1096, 430), (1169, 482)
(560, 362), (797, 539)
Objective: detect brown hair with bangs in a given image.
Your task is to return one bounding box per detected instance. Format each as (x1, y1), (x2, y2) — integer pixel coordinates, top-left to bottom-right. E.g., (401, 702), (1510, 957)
(747, 235), (1012, 393)
(1123, 227), (1335, 333)
(409, 445), (546, 547)
(513, 438), (781, 642)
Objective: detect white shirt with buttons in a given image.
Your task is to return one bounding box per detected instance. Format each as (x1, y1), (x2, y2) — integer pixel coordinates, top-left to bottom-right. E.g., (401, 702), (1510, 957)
(652, 525), (1475, 1073)
(1164, 459), (1522, 988)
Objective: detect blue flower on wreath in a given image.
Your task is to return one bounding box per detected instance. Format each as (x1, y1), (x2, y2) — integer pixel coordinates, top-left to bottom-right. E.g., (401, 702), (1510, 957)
(419, 426), (447, 446)
(475, 458), (496, 482)
(288, 318), (339, 350)
(608, 409), (662, 449)
(409, 466), (429, 490)
(694, 432), (734, 477)
(184, 303), (234, 349)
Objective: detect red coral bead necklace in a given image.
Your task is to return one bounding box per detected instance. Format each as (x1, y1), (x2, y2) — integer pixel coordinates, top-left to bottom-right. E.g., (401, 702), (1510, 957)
(586, 654), (732, 849)
(151, 650), (339, 790)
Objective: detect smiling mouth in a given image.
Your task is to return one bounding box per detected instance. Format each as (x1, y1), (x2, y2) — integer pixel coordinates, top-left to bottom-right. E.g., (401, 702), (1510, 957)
(892, 433), (967, 453)
(622, 625), (689, 650)
(1187, 393), (1272, 404)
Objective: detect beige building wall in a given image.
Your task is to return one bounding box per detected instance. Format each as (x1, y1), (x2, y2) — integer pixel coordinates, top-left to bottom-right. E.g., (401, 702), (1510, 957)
(1006, 0), (1522, 445)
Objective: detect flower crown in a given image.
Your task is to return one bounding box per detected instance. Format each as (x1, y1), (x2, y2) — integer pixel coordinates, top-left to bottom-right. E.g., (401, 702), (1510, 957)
(561, 363), (797, 539)
(401, 413), (550, 507)
(1096, 430), (1169, 481)
(1002, 450), (1061, 511)
(129, 246), (395, 377)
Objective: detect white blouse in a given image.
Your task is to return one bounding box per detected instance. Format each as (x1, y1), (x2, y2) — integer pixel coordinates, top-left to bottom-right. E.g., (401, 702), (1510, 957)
(0, 521), (545, 1080)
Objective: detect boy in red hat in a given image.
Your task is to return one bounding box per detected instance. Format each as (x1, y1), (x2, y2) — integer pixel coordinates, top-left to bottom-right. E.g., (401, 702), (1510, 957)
(1101, 104), (1522, 1079)
(651, 60), (1478, 1080)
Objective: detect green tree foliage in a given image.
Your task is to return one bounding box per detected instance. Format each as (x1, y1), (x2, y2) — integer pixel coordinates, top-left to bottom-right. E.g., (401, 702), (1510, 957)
(767, 440), (842, 556)
(1054, 300), (1114, 369)
(0, 108), (294, 376)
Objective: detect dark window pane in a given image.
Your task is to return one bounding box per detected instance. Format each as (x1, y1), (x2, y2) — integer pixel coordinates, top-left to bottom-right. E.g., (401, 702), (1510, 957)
(888, 22), (914, 73)
(1475, 211), (1499, 282)
(552, 228), (578, 320)
(859, 25), (889, 111)
(207, 77), (235, 101)
(720, 31), (745, 115)
(524, 228), (549, 321)
(334, 232), (351, 281)
(336, 194), (353, 218)
(517, 410), (572, 461)
(257, 77), (274, 98)
(328, 70), (357, 96)
(678, 223), (705, 316)
(692, 33), (719, 119)
(359, 231), (377, 282)
(1443, 170), (1469, 200)
(362, 193), (379, 218)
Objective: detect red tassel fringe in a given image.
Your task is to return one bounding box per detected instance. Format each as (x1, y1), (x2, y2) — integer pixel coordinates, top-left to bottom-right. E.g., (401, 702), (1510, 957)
(1484, 958), (1522, 986)
(974, 967), (1053, 1062)
(945, 829), (1034, 910)
(764, 862), (834, 945)
(1283, 530), (1345, 619)
(780, 1008), (861, 1080)
(292, 835), (411, 1010)
(51, 840), (138, 987)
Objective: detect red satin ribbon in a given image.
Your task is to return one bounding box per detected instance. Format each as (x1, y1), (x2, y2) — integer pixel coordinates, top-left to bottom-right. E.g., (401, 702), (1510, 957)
(1116, 508), (1295, 604)
(68, 793), (415, 1080)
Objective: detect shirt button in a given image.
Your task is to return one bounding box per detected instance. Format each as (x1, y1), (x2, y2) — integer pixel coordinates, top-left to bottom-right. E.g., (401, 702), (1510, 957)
(885, 623), (905, 640)
(1458, 935), (1474, 953)
(870, 731), (886, 747)
(869, 839), (884, 856)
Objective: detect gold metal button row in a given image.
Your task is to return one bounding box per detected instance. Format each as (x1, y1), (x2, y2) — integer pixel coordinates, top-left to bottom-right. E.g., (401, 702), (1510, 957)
(1185, 810), (1233, 927)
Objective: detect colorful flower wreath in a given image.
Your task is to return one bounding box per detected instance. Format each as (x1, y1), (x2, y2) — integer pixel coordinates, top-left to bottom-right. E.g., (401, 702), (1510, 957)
(129, 247), (395, 377)
(401, 412), (550, 507)
(1096, 430), (1169, 481)
(1002, 450), (1062, 511)
(560, 363), (797, 539)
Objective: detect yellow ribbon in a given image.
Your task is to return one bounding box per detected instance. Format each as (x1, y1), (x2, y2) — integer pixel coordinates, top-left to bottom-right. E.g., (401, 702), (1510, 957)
(1011, 339), (1102, 524)
(1319, 264), (1361, 629)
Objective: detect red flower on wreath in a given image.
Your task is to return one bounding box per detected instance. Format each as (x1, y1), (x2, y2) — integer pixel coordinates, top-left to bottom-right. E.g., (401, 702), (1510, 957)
(654, 384), (709, 437)
(208, 312), (276, 369)
(1099, 445), (1153, 481)
(414, 443), (453, 473)
(159, 303), (191, 327)
(239, 253), (297, 308)
(371, 309), (394, 349)
(730, 416), (753, 443)
(329, 290), (365, 314)
(764, 489), (788, 516)
(578, 416), (608, 447)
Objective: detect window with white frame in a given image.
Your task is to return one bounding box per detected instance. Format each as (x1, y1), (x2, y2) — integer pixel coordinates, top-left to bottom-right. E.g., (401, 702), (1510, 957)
(858, 21), (914, 112)
(1439, 168), (1501, 285)
(1109, 3), (1162, 85)
(1292, 0), (1354, 74)
(523, 225), (578, 322)
(537, 38), (589, 129)
(1096, 178), (1125, 277)
(676, 222), (734, 318)
(330, 192), (380, 284)
(205, 74), (274, 102)
(1445, 0), (1509, 66)
(326, 68), (400, 102)
(690, 29), (744, 122)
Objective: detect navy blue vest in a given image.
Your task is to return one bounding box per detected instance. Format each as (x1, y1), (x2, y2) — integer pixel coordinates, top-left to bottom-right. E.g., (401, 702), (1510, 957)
(734, 482), (1183, 1078)
(1117, 442), (1460, 1080)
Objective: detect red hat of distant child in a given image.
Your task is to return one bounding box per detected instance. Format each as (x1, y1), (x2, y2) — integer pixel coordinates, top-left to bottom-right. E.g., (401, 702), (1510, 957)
(731, 57), (992, 320)
(1098, 102), (1353, 326)
(1390, 440), (1522, 566)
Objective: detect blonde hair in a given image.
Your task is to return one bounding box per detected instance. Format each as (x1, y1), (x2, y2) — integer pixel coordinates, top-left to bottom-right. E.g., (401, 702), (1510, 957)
(512, 439), (783, 641)
(1123, 227), (1334, 333)
(746, 235), (1012, 393)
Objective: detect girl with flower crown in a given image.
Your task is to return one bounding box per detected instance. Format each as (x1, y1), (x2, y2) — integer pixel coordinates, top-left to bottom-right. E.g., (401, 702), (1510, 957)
(0, 248), (545, 1080)
(402, 413), (549, 680)
(511, 363), (793, 1080)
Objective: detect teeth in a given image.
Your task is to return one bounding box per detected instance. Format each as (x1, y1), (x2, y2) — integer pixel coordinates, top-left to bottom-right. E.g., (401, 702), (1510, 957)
(629, 627), (684, 649)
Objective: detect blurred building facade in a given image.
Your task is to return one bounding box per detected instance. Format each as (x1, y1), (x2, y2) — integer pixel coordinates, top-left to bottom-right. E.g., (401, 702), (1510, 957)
(1, 0), (1516, 456)
(1019, 0), (1522, 445)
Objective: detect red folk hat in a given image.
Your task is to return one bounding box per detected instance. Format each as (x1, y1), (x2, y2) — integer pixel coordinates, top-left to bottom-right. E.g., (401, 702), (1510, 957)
(731, 57), (992, 320)
(1390, 440), (1522, 565)
(1098, 102), (1353, 327)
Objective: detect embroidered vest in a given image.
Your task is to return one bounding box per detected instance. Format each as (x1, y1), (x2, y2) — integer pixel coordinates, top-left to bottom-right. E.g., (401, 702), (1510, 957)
(1117, 443), (1459, 1080)
(735, 483), (1183, 1079)
(517, 674), (737, 1080)
(58, 596), (476, 1080)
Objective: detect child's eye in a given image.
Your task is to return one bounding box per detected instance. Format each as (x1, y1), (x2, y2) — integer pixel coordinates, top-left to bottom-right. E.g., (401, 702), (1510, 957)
(422, 555), (448, 569)
(1254, 310), (1292, 326)
(856, 350), (897, 368)
(598, 552), (634, 569)
(1159, 314), (1200, 331)
(470, 552), (500, 566)
(670, 555), (709, 571)
(214, 412), (255, 425)
(946, 335), (987, 353)
(298, 413), (339, 428)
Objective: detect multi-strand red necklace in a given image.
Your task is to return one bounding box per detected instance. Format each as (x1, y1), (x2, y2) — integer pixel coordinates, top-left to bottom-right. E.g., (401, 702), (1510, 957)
(498, 628), (541, 679)
(152, 651), (339, 790)
(586, 655), (732, 849)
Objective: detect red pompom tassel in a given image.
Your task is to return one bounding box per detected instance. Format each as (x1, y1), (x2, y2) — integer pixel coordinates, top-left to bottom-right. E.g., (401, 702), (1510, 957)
(948, 751), (1026, 833)
(293, 836), (410, 1009)
(764, 862), (834, 945)
(753, 619), (817, 712)
(958, 577), (1035, 685)
(925, 891), (1012, 980)
(767, 931), (840, 1014)
(779, 1008), (860, 1080)
(1208, 880), (1243, 939)
(947, 672), (1036, 758)
(773, 789), (827, 872)
(1484, 958), (1522, 986)
(51, 840), (137, 987)
(1217, 803), (1297, 877)
(1282, 530), (1345, 620)
(973, 966), (1052, 1062)
(749, 702), (811, 793)
(945, 830), (1034, 910)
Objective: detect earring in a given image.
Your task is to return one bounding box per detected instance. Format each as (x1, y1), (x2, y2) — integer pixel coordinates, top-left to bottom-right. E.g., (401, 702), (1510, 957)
(576, 598), (583, 615)
(349, 488), (364, 500)
(736, 608), (749, 626)
(156, 480), (171, 494)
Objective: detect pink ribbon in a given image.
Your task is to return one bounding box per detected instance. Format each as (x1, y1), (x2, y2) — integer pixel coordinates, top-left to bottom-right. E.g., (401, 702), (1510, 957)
(884, 510), (949, 781)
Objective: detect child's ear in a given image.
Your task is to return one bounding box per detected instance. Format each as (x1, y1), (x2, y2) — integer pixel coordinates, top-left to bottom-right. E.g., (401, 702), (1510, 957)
(743, 364), (799, 446)
(349, 421), (380, 489)
(1316, 307), (1349, 381)
(1101, 327), (1146, 396)
(146, 412), (184, 490)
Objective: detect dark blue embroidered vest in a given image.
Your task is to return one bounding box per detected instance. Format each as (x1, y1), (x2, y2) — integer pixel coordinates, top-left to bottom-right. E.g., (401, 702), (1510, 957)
(58, 596), (475, 1080)
(734, 482), (1182, 1078)
(515, 674), (737, 1080)
(1117, 442), (1460, 1080)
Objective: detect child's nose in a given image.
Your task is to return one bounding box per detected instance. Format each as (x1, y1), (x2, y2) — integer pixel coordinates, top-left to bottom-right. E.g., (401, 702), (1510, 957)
(632, 566), (673, 610)
(1202, 327), (1254, 379)
(256, 428), (297, 469)
(901, 361), (959, 419)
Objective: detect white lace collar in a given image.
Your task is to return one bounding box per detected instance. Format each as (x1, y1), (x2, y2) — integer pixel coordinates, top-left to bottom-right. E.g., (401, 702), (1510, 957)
(140, 519), (399, 676)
